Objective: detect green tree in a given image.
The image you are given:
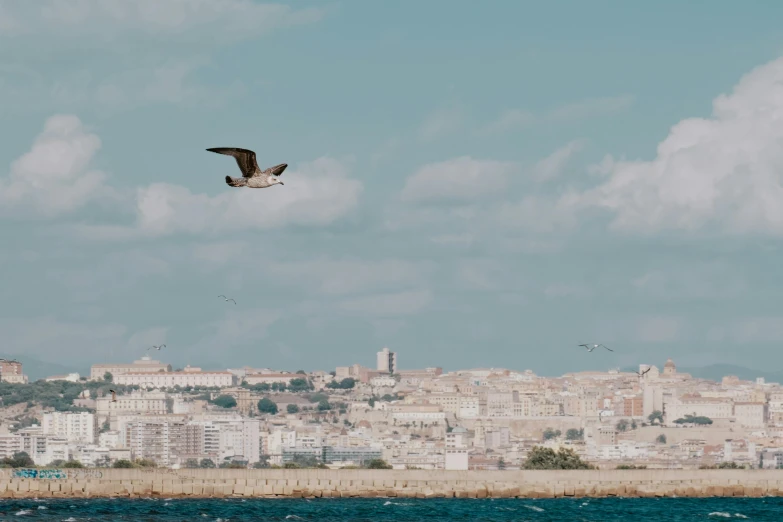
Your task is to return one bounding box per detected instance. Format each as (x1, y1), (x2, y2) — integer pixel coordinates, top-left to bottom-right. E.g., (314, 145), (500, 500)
(185, 458), (200, 468)
(258, 398), (279, 415)
(368, 397), (376, 407)
(307, 393), (329, 403)
(253, 456), (271, 469)
(542, 428), (561, 441)
(296, 370), (306, 375)
(48, 459), (66, 467)
(565, 428), (584, 441)
(326, 378), (356, 390)
(112, 460), (134, 468)
(199, 458), (216, 468)
(674, 415), (712, 425)
(630, 420), (638, 430)
(135, 458), (157, 468)
(287, 404), (300, 414)
(63, 460), (84, 468)
(648, 410), (664, 425)
(211, 395), (238, 408)
(288, 378), (313, 392)
(104, 372), (113, 382)
(523, 446), (594, 470)
(363, 459), (392, 469)
(497, 457), (507, 470)
(616, 419), (629, 432)
(656, 434), (667, 444)
(317, 400), (332, 412)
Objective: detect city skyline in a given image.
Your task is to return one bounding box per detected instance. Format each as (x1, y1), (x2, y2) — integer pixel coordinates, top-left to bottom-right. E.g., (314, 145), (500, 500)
(3, 2), (783, 374)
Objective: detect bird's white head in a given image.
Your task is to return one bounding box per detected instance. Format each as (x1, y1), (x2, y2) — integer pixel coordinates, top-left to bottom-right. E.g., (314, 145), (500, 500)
(273, 177), (284, 186)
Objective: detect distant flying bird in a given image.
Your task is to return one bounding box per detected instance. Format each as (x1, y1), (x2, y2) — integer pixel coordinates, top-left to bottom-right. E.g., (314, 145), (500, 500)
(579, 343), (613, 352)
(148, 344), (166, 351)
(634, 367), (651, 377)
(108, 389), (117, 402)
(218, 295), (237, 304)
(207, 148), (287, 189)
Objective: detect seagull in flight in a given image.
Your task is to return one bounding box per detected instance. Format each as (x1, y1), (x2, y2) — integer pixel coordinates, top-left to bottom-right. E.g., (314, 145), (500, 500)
(579, 343), (613, 352)
(218, 295), (237, 304)
(207, 148), (287, 189)
(108, 389), (117, 403)
(148, 344), (166, 351)
(633, 367), (651, 377)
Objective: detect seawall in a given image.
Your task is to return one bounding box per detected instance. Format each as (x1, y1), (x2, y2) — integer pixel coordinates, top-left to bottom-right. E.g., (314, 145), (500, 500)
(3, 469), (783, 499)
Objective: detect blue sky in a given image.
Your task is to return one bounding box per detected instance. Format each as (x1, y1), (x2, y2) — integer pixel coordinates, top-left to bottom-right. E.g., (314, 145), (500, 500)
(2, 0), (783, 376)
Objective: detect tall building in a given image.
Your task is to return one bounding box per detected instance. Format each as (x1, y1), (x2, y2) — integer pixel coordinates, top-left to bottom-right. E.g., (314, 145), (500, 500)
(0, 359), (27, 383)
(376, 347), (397, 374)
(42, 412), (97, 444)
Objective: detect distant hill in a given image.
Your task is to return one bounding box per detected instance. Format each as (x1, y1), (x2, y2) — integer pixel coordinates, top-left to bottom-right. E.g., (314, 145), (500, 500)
(622, 363), (783, 383)
(0, 353), (84, 382)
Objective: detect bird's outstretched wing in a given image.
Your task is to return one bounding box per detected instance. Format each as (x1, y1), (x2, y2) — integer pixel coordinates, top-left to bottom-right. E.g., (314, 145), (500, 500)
(218, 295), (226, 299)
(228, 299), (236, 304)
(207, 148), (260, 178)
(600, 344), (613, 352)
(262, 163), (288, 177)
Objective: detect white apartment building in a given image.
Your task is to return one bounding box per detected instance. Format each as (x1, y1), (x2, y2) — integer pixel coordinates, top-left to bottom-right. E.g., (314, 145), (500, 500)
(42, 412), (97, 444)
(243, 373), (297, 386)
(114, 366), (235, 388)
(0, 433), (21, 459)
(376, 347), (397, 374)
(96, 390), (170, 419)
(125, 420), (184, 467)
(90, 356), (171, 381)
(370, 375), (396, 388)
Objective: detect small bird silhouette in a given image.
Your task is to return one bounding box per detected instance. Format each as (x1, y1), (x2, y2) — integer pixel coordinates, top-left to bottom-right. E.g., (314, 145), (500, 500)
(633, 367), (651, 377)
(218, 295), (237, 304)
(148, 344), (166, 351)
(578, 343), (613, 352)
(108, 389), (117, 402)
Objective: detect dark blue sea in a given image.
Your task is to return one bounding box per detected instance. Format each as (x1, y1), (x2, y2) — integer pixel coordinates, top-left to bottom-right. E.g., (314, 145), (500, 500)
(0, 497), (777, 520)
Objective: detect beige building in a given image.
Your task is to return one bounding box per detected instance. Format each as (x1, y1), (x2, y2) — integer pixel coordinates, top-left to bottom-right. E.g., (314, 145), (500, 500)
(734, 402), (767, 428)
(96, 389), (170, 419)
(114, 366), (235, 388)
(0, 359), (27, 383)
(90, 356), (171, 381)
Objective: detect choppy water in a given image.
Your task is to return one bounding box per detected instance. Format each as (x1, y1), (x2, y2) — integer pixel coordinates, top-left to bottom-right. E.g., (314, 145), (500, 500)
(0, 497), (777, 520)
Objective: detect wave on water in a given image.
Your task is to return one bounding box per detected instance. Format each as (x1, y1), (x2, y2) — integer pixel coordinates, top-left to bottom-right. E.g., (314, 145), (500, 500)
(524, 504), (545, 512)
(14, 510), (31, 516)
(709, 514), (732, 518)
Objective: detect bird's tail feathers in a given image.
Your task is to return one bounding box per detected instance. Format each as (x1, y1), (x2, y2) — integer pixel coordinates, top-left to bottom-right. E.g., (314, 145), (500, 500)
(225, 176), (246, 187)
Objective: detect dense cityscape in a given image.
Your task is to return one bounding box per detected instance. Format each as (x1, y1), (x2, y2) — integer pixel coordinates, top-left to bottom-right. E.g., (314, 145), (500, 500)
(0, 348), (778, 471)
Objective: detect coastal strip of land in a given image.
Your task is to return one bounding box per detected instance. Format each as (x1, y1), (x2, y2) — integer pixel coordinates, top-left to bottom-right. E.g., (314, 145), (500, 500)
(1, 469), (783, 499)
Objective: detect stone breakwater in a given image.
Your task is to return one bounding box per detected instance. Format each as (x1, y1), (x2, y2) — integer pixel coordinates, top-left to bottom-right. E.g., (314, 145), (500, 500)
(2, 469), (783, 499)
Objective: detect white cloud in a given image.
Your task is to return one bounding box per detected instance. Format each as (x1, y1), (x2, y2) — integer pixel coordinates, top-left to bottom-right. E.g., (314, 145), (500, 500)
(401, 156), (516, 203)
(454, 258), (507, 291)
(548, 94), (635, 122)
(478, 109), (534, 135)
(532, 139), (586, 181)
(0, 316), (128, 364)
(417, 105), (464, 142)
(708, 317), (783, 344)
(1, 1), (324, 44)
(478, 95), (633, 135)
(0, 115), (114, 217)
(574, 56), (783, 234)
(76, 156), (362, 238)
(338, 290), (432, 317)
(266, 258), (432, 296)
(634, 316), (681, 343)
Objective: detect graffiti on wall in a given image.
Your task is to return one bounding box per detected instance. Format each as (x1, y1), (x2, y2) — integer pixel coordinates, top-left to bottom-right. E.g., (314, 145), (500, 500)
(8, 468), (102, 480)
